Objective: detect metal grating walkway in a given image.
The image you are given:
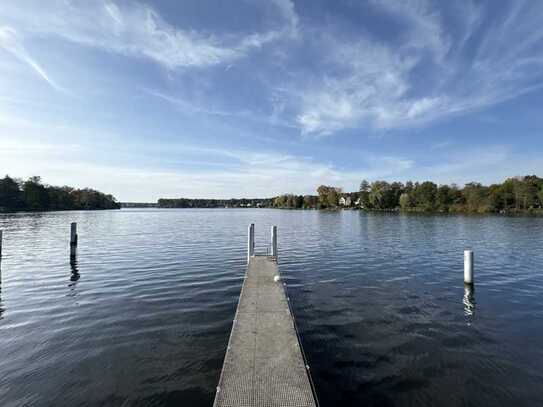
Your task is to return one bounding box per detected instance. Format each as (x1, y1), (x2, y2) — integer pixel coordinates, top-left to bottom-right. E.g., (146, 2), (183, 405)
(213, 256), (317, 407)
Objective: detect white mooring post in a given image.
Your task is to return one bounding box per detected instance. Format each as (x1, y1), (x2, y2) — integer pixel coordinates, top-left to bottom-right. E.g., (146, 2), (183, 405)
(247, 223), (255, 263)
(70, 222), (78, 261)
(464, 250), (474, 285)
(271, 226), (277, 259)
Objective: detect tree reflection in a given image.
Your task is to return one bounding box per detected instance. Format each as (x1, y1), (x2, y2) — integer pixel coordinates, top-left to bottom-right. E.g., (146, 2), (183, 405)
(0, 260), (4, 319)
(68, 260), (80, 294)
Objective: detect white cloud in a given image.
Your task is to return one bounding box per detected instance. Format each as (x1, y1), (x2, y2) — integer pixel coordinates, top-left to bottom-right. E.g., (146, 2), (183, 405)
(0, 26), (65, 91)
(5, 132), (539, 201)
(144, 88), (298, 129)
(296, 36), (419, 135)
(371, 0), (450, 61)
(3, 112), (539, 200)
(296, 1), (543, 135)
(270, 0), (299, 38)
(0, 0), (298, 70)
(5, 0), (540, 139)
(0, 124), (414, 200)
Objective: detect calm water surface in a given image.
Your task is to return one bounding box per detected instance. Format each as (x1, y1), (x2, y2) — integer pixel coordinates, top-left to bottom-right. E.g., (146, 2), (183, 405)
(1, 209), (543, 406)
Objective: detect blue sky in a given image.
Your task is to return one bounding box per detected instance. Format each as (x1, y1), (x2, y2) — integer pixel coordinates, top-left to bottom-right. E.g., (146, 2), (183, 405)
(1, 0), (542, 201)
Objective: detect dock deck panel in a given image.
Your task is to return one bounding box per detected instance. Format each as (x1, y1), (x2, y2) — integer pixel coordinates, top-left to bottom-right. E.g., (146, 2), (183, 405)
(214, 256), (316, 407)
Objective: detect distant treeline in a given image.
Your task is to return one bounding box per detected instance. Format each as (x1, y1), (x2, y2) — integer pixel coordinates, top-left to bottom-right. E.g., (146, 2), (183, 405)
(0, 175), (120, 212)
(120, 202), (157, 208)
(157, 198), (274, 208)
(271, 194), (318, 209)
(271, 175), (543, 214)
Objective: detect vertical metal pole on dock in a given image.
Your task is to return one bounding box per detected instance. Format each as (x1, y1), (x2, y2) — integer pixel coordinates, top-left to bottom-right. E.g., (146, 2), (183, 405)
(271, 226), (277, 259)
(247, 223), (254, 263)
(70, 222), (78, 261)
(464, 250), (474, 285)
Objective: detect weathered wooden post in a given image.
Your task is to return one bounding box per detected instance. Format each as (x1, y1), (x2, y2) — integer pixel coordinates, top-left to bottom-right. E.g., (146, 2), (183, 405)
(464, 250), (474, 285)
(271, 226), (277, 259)
(0, 230), (3, 259)
(247, 223), (254, 263)
(70, 222), (78, 261)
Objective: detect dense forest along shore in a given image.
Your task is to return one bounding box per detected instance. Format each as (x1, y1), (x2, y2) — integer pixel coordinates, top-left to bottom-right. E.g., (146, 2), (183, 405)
(5, 174), (543, 215)
(0, 175), (120, 212)
(156, 175), (543, 215)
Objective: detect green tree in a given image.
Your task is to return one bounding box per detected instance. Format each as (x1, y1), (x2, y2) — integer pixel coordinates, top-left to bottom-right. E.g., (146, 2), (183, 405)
(358, 180), (371, 208)
(436, 185), (453, 211)
(286, 194), (296, 208)
(388, 182), (404, 208)
(399, 193), (412, 210)
(274, 195), (287, 207)
(463, 182), (489, 212)
(487, 184), (504, 211)
(359, 180), (370, 193)
(369, 181), (385, 209)
(0, 175), (119, 212)
(303, 195), (317, 208)
(326, 189), (340, 208)
(317, 185), (342, 208)
(412, 181), (437, 211)
(23, 176), (50, 210)
(0, 175), (24, 211)
(498, 179), (515, 209)
(518, 176), (540, 209)
(538, 188), (543, 208)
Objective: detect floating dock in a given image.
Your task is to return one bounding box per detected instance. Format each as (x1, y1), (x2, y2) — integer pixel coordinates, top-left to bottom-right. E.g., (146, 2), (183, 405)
(214, 225), (317, 407)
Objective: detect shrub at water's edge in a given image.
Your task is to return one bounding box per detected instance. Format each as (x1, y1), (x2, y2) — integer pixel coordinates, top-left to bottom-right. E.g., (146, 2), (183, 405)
(0, 175), (120, 212)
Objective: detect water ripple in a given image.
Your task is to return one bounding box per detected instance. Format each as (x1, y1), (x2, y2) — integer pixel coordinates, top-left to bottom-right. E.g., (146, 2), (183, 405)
(1, 210), (543, 406)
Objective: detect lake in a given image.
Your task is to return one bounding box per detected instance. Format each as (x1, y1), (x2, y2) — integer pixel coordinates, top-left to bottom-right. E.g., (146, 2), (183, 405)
(1, 209), (543, 407)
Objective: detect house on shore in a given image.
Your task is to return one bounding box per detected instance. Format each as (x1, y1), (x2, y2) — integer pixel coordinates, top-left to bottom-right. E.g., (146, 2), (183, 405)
(339, 196), (352, 206)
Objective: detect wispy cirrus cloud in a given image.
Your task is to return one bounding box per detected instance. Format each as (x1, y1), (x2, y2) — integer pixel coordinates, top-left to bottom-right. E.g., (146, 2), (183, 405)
(144, 87), (298, 130)
(295, 0), (543, 136)
(5, 0), (539, 138)
(0, 26), (65, 92)
(0, 114), (415, 200)
(1, 0), (542, 201)
(0, 0), (298, 70)
(6, 128), (538, 200)
(371, 0), (450, 61)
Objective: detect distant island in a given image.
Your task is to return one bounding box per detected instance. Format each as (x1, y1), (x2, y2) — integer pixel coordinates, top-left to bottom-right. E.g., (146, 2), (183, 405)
(0, 175), (120, 212)
(158, 175), (543, 214)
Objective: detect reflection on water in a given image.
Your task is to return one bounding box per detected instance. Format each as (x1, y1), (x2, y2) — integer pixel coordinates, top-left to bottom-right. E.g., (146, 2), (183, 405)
(70, 260), (80, 280)
(68, 261), (80, 293)
(0, 260), (3, 319)
(463, 283), (476, 320)
(0, 209), (543, 407)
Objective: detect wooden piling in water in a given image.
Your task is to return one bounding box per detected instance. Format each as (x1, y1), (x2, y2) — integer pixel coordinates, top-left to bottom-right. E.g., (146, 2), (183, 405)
(0, 230), (3, 259)
(70, 223), (78, 261)
(247, 223), (254, 263)
(464, 250), (474, 284)
(271, 225), (277, 259)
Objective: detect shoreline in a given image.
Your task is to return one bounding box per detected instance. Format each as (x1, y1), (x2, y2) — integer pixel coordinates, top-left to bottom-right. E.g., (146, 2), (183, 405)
(3, 206), (542, 217)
